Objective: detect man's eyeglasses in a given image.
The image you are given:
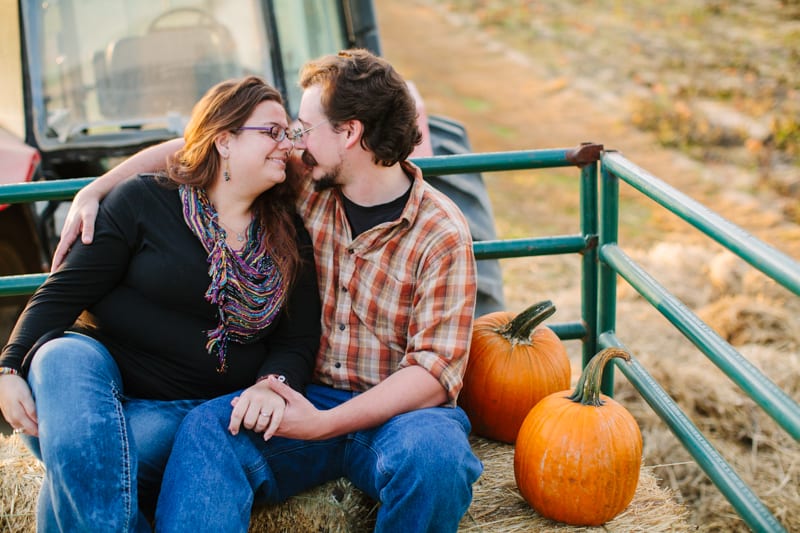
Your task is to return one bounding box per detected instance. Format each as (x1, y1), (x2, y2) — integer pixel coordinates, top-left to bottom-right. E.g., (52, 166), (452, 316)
(236, 125), (292, 142)
(290, 120), (329, 142)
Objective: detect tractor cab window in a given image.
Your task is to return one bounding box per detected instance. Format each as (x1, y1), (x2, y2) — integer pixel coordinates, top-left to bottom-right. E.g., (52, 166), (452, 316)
(272, 0), (349, 117)
(22, 0), (272, 151)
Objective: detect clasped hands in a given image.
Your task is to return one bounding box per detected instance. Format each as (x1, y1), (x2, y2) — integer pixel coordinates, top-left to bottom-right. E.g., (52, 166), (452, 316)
(229, 375), (325, 442)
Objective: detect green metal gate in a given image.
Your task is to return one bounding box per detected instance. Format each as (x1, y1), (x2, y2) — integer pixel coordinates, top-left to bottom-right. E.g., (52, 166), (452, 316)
(1, 144), (797, 531)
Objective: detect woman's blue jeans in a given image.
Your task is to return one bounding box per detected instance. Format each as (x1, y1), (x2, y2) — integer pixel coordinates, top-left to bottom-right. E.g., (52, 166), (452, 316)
(21, 332), (205, 532)
(156, 384), (483, 533)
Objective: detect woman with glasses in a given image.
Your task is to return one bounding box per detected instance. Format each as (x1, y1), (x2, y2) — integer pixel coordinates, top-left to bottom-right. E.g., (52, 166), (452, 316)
(0, 76), (321, 531)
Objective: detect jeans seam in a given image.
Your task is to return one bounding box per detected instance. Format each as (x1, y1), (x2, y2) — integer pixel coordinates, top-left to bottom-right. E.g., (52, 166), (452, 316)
(112, 381), (134, 529)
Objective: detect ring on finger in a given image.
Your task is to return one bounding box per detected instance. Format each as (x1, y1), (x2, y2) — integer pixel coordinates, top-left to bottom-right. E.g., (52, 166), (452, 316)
(259, 412), (270, 418)
(12, 428), (24, 435)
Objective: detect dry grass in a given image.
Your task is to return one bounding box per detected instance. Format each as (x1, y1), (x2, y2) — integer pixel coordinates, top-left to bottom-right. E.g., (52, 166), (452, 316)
(459, 436), (694, 533)
(0, 434), (41, 532)
(609, 245), (800, 532)
(1, 433), (692, 532)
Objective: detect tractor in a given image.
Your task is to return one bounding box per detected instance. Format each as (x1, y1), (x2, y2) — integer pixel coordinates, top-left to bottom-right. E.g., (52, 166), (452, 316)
(0, 0), (505, 341)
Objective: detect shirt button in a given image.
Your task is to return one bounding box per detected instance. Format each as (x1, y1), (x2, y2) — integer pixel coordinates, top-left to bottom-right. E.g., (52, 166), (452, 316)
(341, 286), (347, 292)
(334, 362), (341, 368)
(347, 248), (354, 254)
(338, 323), (346, 331)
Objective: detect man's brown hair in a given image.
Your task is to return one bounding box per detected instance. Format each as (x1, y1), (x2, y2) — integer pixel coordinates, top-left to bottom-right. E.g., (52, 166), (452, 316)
(299, 49), (422, 166)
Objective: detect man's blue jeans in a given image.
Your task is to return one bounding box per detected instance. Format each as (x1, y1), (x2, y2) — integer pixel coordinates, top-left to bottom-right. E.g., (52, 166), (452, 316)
(21, 332), (205, 532)
(156, 384), (483, 533)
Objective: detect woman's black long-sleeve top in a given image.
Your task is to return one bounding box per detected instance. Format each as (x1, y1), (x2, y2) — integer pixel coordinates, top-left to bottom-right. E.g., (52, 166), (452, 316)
(0, 175), (321, 400)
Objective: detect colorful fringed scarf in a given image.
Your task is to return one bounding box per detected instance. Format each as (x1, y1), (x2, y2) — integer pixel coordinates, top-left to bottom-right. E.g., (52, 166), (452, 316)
(180, 185), (286, 373)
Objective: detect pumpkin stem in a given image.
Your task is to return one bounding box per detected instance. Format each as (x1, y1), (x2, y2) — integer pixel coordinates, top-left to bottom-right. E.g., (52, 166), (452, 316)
(498, 300), (556, 344)
(568, 348), (631, 406)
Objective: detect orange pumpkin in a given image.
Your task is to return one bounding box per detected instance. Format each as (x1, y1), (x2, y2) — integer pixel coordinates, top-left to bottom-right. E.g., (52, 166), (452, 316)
(514, 348), (642, 526)
(459, 300), (570, 443)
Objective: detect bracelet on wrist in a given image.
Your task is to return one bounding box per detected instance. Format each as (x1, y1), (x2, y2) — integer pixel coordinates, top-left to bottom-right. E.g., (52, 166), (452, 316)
(0, 367), (20, 377)
(257, 373), (287, 385)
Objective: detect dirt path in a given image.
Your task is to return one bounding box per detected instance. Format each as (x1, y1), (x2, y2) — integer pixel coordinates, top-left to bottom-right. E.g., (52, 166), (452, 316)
(375, 0), (800, 259)
(377, 0), (666, 153)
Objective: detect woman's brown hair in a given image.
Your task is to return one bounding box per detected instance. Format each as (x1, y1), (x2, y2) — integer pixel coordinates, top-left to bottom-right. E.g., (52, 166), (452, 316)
(167, 76), (302, 286)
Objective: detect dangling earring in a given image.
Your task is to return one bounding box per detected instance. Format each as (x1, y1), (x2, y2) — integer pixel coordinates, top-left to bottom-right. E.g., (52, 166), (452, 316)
(224, 158), (231, 182)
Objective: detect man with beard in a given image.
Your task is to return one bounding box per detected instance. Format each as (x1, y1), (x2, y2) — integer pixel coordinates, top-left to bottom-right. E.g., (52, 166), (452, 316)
(52, 49), (482, 532)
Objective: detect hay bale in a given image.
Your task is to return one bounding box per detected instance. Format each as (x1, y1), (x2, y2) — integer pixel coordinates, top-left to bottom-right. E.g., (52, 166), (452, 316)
(698, 295), (798, 348)
(248, 478), (377, 532)
(460, 436), (694, 533)
(617, 243), (716, 308)
(1, 433), (691, 532)
(0, 433), (42, 532)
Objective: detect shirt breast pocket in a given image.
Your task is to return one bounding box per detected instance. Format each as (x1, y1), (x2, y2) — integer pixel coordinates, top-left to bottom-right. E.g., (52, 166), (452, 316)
(348, 258), (413, 353)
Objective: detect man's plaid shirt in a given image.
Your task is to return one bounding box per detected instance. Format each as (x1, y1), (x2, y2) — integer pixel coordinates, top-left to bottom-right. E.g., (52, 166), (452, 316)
(297, 162), (477, 403)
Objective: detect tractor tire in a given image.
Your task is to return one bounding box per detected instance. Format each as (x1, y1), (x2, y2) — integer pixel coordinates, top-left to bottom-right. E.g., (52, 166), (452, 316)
(425, 115), (505, 317)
